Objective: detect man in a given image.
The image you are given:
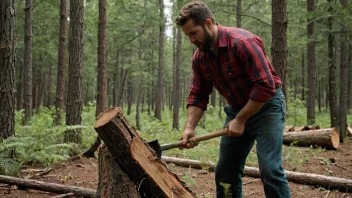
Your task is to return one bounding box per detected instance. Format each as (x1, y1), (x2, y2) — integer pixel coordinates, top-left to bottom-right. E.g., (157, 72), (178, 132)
(175, 1), (291, 198)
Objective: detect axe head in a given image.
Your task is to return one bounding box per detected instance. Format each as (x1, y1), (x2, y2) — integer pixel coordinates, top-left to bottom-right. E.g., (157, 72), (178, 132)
(147, 139), (162, 158)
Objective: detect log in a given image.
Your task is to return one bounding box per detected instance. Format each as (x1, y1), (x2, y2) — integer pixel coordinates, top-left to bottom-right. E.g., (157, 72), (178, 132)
(283, 128), (339, 149)
(96, 145), (140, 198)
(94, 107), (195, 198)
(161, 156), (352, 193)
(0, 175), (96, 197)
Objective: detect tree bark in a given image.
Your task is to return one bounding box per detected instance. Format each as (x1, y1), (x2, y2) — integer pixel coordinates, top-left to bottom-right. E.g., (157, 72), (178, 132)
(155, 0), (165, 121)
(94, 107), (195, 197)
(348, 43), (352, 113)
(271, 0), (288, 96)
(283, 128), (340, 149)
(338, 0), (349, 142)
(55, 0), (67, 126)
(23, 0), (33, 124)
(0, 175), (96, 197)
(0, 0), (16, 139)
(172, 27), (182, 130)
(97, 145), (140, 198)
(301, 51), (305, 100)
(65, 0), (84, 144)
(83, 0), (107, 158)
(161, 156), (352, 193)
(306, 0), (316, 125)
(236, 0), (242, 28)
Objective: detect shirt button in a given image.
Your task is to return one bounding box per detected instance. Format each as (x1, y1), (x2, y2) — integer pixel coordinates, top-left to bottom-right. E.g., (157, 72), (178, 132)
(228, 93), (231, 96)
(228, 72), (232, 75)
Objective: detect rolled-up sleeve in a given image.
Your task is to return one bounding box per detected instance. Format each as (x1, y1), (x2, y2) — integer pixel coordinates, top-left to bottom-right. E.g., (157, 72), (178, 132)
(238, 38), (276, 102)
(187, 55), (213, 111)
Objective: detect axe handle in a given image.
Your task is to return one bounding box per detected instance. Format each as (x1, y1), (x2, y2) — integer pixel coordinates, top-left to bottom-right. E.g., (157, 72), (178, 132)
(160, 128), (228, 151)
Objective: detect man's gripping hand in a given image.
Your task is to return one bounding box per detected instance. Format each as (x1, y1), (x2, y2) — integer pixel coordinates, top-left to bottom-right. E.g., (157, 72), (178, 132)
(179, 128), (198, 149)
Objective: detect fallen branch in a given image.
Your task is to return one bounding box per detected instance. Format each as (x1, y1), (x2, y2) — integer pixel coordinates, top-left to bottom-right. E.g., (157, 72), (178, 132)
(161, 156), (352, 192)
(0, 175), (96, 197)
(51, 192), (74, 198)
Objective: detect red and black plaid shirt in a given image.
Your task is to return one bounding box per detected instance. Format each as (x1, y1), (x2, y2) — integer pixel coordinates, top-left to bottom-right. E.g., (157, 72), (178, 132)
(187, 24), (281, 110)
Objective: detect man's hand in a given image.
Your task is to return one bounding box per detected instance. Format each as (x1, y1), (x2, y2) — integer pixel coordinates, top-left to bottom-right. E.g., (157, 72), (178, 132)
(226, 117), (246, 137)
(179, 128), (198, 149)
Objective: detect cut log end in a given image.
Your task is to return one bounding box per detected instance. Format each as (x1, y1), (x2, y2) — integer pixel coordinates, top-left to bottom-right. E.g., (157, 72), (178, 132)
(331, 128), (340, 149)
(94, 107), (121, 128)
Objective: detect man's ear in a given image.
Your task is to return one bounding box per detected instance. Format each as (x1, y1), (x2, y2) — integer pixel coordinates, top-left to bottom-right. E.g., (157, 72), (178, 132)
(205, 18), (213, 29)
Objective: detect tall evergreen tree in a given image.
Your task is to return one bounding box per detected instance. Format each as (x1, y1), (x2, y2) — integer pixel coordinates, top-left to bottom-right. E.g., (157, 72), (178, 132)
(23, 0), (33, 124)
(306, 0), (316, 125)
(155, 0), (165, 120)
(338, 0), (349, 142)
(0, 0), (16, 139)
(328, 0), (338, 128)
(55, 0), (68, 126)
(271, 0), (288, 96)
(65, 0), (84, 144)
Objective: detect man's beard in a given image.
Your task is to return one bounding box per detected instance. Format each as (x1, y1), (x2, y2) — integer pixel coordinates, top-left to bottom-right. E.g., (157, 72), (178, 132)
(196, 26), (213, 52)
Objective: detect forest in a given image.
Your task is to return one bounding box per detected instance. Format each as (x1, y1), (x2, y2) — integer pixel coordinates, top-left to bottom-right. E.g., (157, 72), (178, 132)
(1, 0), (352, 197)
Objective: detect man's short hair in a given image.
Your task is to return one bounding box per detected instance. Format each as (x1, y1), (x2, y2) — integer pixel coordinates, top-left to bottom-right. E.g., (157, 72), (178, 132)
(175, 1), (215, 26)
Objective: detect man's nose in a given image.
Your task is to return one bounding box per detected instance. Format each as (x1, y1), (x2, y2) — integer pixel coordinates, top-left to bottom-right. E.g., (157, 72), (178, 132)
(189, 36), (195, 44)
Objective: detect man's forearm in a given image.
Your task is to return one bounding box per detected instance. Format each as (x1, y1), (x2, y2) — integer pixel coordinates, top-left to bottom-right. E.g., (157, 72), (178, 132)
(236, 99), (265, 122)
(184, 106), (205, 130)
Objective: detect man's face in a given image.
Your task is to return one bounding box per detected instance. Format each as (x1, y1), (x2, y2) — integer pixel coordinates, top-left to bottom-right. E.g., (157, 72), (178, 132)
(181, 19), (213, 52)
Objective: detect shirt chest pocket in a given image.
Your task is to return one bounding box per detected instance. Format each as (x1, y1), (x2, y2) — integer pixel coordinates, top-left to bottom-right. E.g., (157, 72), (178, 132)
(223, 68), (242, 79)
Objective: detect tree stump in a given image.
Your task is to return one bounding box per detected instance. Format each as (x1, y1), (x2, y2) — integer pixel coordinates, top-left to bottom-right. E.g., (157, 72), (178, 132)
(96, 145), (140, 198)
(94, 107), (195, 198)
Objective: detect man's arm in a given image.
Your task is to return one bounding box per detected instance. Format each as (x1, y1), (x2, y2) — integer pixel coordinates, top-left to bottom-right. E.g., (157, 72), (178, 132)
(180, 105), (204, 148)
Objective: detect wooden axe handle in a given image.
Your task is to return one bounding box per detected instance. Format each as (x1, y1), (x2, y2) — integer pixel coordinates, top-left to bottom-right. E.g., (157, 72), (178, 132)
(160, 128), (228, 151)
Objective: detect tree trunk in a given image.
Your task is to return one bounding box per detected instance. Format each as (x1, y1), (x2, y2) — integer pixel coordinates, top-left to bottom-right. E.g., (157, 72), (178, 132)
(16, 62), (24, 111)
(161, 156), (352, 193)
(154, 0), (165, 121)
(65, 0), (84, 144)
(94, 107), (195, 197)
(301, 51), (305, 100)
(328, 1), (338, 128)
(23, 0), (33, 124)
(306, 0), (316, 125)
(338, 0), (349, 142)
(55, 0), (67, 126)
(84, 0), (108, 157)
(46, 65), (52, 107)
(271, 0), (288, 97)
(348, 43), (352, 113)
(97, 145), (140, 198)
(236, 0), (242, 28)
(0, 0), (16, 139)
(172, 27), (182, 130)
(282, 128), (339, 149)
(0, 175), (96, 197)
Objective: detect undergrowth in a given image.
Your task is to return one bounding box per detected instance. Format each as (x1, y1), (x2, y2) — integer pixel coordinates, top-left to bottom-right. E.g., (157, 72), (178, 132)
(0, 100), (351, 176)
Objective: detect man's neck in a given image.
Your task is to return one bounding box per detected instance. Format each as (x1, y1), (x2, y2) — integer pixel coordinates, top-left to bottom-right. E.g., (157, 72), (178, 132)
(211, 24), (219, 51)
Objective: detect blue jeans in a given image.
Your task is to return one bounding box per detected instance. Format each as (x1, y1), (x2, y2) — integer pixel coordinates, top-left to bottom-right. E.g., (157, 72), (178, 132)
(215, 88), (291, 198)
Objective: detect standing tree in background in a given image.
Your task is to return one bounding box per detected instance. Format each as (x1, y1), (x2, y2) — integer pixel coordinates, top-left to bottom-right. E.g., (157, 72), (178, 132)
(338, 0), (349, 142)
(23, 0), (33, 124)
(327, 0), (338, 128)
(348, 43), (352, 113)
(172, 26), (182, 130)
(236, 0), (241, 28)
(0, 0), (16, 139)
(271, 0), (288, 96)
(55, 0), (68, 126)
(83, 0), (107, 157)
(65, 0), (84, 144)
(155, 0), (165, 121)
(306, 0), (316, 125)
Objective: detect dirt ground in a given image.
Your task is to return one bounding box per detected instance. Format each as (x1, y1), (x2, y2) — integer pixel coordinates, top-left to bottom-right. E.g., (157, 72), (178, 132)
(1, 137), (352, 198)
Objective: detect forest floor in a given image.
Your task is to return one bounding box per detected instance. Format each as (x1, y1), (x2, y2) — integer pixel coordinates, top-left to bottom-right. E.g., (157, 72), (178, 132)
(1, 137), (352, 198)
